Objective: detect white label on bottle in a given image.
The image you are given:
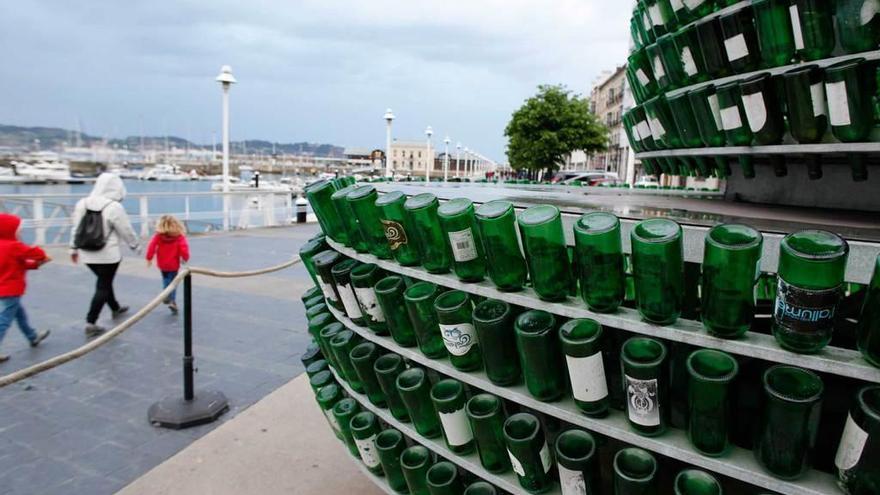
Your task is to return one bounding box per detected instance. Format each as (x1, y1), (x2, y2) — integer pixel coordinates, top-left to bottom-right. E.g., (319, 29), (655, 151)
(439, 323), (478, 356)
(835, 413), (869, 471)
(742, 91), (768, 133)
(643, 12), (652, 34)
(324, 409), (341, 433)
(539, 442), (552, 473)
(636, 68), (650, 87)
(354, 286), (385, 323)
(637, 120), (652, 142)
(652, 56), (666, 79)
(790, 5), (805, 50)
(649, 4), (664, 26)
(720, 105), (743, 131)
(862, 0), (880, 25)
(438, 408), (474, 447)
(707, 94), (723, 131)
(826, 81), (853, 127)
(648, 117), (666, 140)
(558, 464), (588, 495)
(448, 228), (478, 262)
(670, 0), (684, 11)
(319, 279), (339, 303)
(355, 435), (381, 468)
(681, 46), (698, 76)
(508, 450), (526, 476)
(810, 82), (828, 117)
(724, 33), (749, 62)
(338, 283), (363, 320)
(566, 352), (609, 403)
(684, 0), (705, 8)
(625, 375), (661, 426)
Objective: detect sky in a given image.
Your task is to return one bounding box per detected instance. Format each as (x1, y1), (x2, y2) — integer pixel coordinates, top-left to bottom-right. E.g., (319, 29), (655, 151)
(0, 0), (632, 161)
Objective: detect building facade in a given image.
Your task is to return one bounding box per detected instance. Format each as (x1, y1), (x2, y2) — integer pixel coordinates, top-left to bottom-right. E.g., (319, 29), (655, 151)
(582, 65), (638, 183)
(388, 139), (437, 177)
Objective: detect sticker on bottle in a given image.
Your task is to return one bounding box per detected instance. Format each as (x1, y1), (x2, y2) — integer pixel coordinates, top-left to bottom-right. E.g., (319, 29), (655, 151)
(625, 375), (660, 426)
(742, 91), (768, 133)
(719, 105), (743, 131)
(558, 464), (588, 495)
(438, 408), (474, 447)
(439, 323), (478, 356)
(669, 0), (684, 11)
(724, 34), (749, 62)
(652, 56), (666, 80)
(684, 0), (705, 8)
(508, 450), (526, 476)
(636, 68), (650, 87)
(810, 82), (828, 117)
(707, 94), (723, 131)
(862, 0), (880, 25)
(835, 413), (869, 472)
(826, 81), (853, 127)
(566, 352), (609, 403)
(319, 279), (339, 303)
(649, 4), (664, 26)
(681, 46), (698, 77)
(539, 442), (552, 473)
(643, 12), (652, 34)
(381, 219), (408, 250)
(338, 283), (363, 320)
(355, 435), (381, 468)
(324, 409), (341, 433)
(648, 117), (666, 140)
(773, 278), (842, 335)
(448, 228), (479, 262)
(790, 5), (805, 50)
(354, 286), (385, 323)
(637, 121), (653, 142)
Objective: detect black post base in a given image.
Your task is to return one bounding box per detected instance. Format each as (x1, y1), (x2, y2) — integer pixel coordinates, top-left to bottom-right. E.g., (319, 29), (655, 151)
(148, 389), (229, 430)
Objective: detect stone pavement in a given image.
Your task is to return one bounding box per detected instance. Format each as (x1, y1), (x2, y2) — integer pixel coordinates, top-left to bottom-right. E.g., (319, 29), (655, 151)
(0, 224), (321, 495)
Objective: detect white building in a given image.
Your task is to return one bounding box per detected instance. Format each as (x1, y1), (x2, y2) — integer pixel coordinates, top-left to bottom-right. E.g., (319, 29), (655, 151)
(389, 139), (435, 176)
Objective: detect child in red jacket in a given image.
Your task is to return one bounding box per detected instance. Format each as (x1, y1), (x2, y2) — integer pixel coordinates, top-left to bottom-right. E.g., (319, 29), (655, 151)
(0, 214), (51, 361)
(146, 215), (190, 313)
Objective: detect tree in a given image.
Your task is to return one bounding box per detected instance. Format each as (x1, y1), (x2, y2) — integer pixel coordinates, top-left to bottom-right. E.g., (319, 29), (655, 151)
(504, 84), (608, 178)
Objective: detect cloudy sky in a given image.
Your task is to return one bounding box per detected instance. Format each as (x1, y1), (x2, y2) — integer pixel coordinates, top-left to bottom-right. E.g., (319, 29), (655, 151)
(0, 0), (632, 160)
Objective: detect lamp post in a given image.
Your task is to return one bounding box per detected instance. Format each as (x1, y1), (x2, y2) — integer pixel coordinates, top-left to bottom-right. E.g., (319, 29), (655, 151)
(425, 126), (433, 183)
(443, 136), (450, 182)
(215, 65), (236, 232)
(464, 147), (470, 179)
(455, 142), (461, 178)
(384, 109), (395, 178)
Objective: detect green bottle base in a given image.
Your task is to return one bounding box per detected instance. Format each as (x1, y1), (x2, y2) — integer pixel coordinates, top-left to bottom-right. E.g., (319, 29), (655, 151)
(448, 441), (475, 455)
(425, 266), (451, 275)
(630, 424), (666, 437)
(574, 399), (609, 418)
(704, 323), (749, 340)
(772, 325), (831, 354)
(638, 310), (680, 326)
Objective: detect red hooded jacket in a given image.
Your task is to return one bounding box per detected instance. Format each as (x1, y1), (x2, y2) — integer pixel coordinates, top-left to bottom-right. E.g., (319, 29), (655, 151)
(0, 214), (48, 297)
(145, 233), (190, 272)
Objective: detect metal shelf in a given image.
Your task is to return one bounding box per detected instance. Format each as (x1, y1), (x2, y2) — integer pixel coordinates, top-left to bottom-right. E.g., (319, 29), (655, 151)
(329, 368), (556, 495)
(636, 142), (880, 159)
(327, 306), (840, 495)
(327, 240), (880, 384)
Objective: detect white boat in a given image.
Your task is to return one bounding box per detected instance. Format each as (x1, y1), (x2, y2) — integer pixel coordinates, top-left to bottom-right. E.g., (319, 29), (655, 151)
(140, 164), (196, 181)
(13, 160), (73, 183)
(211, 180), (293, 193)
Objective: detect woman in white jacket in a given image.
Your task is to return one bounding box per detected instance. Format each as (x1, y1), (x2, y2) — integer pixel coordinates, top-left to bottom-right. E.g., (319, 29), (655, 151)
(69, 173), (140, 336)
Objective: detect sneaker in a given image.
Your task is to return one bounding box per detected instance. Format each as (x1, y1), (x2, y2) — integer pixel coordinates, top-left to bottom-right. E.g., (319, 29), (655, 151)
(29, 330), (50, 348)
(168, 302), (178, 314)
(0, 354), (8, 363)
(84, 324), (106, 338)
(162, 297), (171, 305)
(112, 306), (129, 319)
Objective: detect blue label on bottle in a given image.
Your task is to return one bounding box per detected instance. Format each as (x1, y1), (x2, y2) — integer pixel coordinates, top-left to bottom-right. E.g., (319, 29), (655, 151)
(774, 278), (841, 334)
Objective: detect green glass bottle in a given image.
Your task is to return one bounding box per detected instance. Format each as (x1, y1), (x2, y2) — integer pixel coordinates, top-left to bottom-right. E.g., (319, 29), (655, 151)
(621, 337), (668, 436)
(835, 385), (880, 494)
(333, 397), (362, 457)
(755, 365), (823, 480)
(752, 0), (795, 68)
(347, 185), (393, 259)
(628, 49), (659, 103)
(773, 230), (849, 353)
(426, 462), (463, 495)
(350, 411), (384, 476)
(825, 58), (873, 182)
(332, 258), (366, 325)
(309, 370), (335, 394)
(631, 219), (684, 325)
(301, 343), (324, 369)
(686, 349), (739, 456)
(305, 359), (329, 378)
(349, 342), (387, 407)
(312, 250), (345, 312)
(687, 85), (731, 178)
(857, 255), (880, 367)
(503, 413), (554, 494)
(375, 429), (408, 493)
(376, 190), (422, 266)
(668, 92), (712, 176)
(716, 80), (755, 178)
(783, 64), (828, 179)
(639, 3), (657, 45)
(401, 445), (434, 495)
(301, 285), (323, 306)
(438, 198), (487, 283)
(514, 310), (565, 403)
(466, 394), (512, 474)
(434, 290), (482, 371)
(517, 205), (572, 302)
(701, 223), (763, 338)
(695, 16), (732, 79)
(472, 299), (521, 386)
(464, 481), (497, 495)
(331, 185), (370, 252)
(430, 379), (476, 455)
(574, 212), (626, 313)
(305, 179), (347, 244)
(684, 0), (715, 19)
(316, 383), (344, 440)
(674, 469), (723, 495)
(373, 353), (411, 423)
(306, 302), (330, 323)
(404, 193), (452, 274)
(299, 237), (328, 288)
(644, 95), (684, 153)
(719, 6), (761, 73)
(330, 330), (364, 393)
(559, 319), (610, 417)
(789, 0), (835, 61)
(396, 368), (442, 438)
(657, 33), (688, 89)
(674, 24), (708, 86)
(375, 275), (418, 348)
(303, 294), (325, 310)
(351, 263), (388, 335)
(836, 0), (880, 54)
(740, 72), (788, 176)
(474, 200), (528, 292)
(404, 282), (448, 359)
(555, 429), (599, 495)
(613, 448), (658, 495)
(317, 321), (343, 371)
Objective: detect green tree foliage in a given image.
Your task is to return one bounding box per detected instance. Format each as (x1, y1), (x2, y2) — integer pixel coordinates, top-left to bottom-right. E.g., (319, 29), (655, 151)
(504, 85), (608, 176)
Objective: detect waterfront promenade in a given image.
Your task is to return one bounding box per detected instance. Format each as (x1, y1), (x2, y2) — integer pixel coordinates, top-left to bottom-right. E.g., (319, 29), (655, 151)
(0, 224), (371, 494)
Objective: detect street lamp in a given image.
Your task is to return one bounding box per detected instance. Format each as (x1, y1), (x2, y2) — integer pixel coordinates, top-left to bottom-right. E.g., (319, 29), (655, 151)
(425, 126), (433, 183)
(443, 136), (450, 182)
(464, 147), (470, 179)
(384, 109), (395, 178)
(215, 65), (236, 234)
(455, 142), (461, 178)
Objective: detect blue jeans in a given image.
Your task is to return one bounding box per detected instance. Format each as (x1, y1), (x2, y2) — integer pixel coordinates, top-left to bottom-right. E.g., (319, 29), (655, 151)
(0, 296), (38, 345)
(162, 271), (178, 303)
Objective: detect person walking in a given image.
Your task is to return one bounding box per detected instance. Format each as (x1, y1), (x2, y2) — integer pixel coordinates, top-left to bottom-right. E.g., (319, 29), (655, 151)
(70, 173), (140, 337)
(0, 214), (51, 361)
(145, 215), (189, 314)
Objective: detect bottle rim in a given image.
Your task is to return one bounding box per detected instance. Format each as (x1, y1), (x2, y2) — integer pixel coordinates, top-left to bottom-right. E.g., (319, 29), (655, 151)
(574, 211), (619, 235)
(396, 368), (427, 392)
(705, 223), (762, 251)
(400, 446), (431, 469)
(349, 342), (376, 362)
(319, 321), (343, 338)
(555, 430), (597, 466)
(466, 394), (501, 420)
(373, 353), (403, 375)
(762, 365), (823, 404)
(621, 337), (668, 368)
(350, 262), (378, 281)
(559, 319), (603, 346)
(475, 200), (513, 220)
(514, 310), (556, 336)
(307, 312), (333, 329)
(404, 281), (439, 302)
(782, 63), (820, 78)
(308, 370), (332, 388)
(329, 329), (354, 348)
(426, 462), (458, 488)
(463, 481), (495, 495)
(434, 290), (470, 314)
(632, 218), (681, 244)
(437, 197), (473, 218)
(472, 299), (511, 325)
(375, 190), (405, 207)
(430, 379), (464, 404)
(312, 249), (342, 268)
(404, 192), (438, 211)
(856, 385), (880, 424)
(825, 57), (866, 75)
(685, 349), (739, 384)
(332, 397), (358, 416)
(375, 429), (404, 452)
(780, 229), (848, 261)
(330, 258), (360, 276)
(517, 204), (560, 227)
(346, 184), (376, 202)
(503, 413), (541, 443)
(674, 469), (721, 494)
(613, 447), (658, 482)
(349, 411), (376, 435)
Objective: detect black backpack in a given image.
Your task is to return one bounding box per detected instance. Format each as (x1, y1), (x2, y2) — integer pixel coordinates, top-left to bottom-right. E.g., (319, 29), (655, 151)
(73, 203), (110, 251)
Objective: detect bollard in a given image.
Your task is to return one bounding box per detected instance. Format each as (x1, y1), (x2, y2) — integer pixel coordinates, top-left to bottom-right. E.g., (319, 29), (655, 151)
(296, 195), (308, 223)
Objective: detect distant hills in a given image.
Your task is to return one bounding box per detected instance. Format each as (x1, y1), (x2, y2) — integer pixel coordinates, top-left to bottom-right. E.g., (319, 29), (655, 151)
(0, 124), (345, 157)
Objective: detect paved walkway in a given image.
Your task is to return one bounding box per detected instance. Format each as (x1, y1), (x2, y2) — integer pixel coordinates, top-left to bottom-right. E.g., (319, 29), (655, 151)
(0, 225), (321, 494)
